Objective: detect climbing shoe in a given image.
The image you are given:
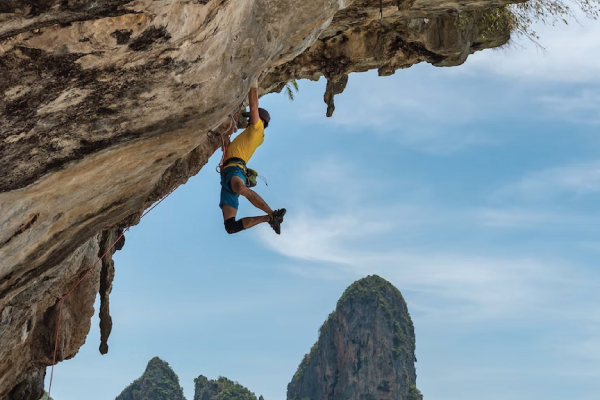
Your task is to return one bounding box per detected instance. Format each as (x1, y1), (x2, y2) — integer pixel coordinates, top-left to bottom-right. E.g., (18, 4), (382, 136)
(273, 208), (286, 223)
(269, 209), (286, 235)
(269, 216), (281, 235)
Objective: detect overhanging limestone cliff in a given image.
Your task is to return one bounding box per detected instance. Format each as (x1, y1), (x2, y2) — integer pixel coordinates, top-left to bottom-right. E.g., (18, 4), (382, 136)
(0, 0), (519, 397)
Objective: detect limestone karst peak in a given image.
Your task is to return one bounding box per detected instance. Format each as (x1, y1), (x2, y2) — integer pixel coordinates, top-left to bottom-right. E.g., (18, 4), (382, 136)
(287, 275), (421, 400)
(115, 357), (186, 400)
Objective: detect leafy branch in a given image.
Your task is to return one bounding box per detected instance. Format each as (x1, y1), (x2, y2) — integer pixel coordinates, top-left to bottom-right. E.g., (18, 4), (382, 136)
(284, 79), (299, 101)
(455, 0), (600, 50)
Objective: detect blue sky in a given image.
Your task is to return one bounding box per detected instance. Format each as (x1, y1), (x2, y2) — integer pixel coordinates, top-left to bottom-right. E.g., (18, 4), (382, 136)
(45, 15), (600, 400)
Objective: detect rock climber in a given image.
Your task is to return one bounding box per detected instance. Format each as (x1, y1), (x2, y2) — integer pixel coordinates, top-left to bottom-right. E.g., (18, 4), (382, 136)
(219, 79), (286, 234)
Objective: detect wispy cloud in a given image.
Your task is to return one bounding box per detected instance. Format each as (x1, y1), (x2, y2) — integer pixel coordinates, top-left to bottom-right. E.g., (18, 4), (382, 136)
(258, 207), (567, 325)
(259, 153), (600, 332)
(538, 90), (600, 125)
(494, 161), (600, 201)
(297, 70), (504, 155)
(474, 207), (600, 228)
(461, 15), (600, 83)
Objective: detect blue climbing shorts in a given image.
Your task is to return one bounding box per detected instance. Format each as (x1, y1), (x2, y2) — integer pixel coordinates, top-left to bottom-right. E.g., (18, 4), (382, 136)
(219, 166), (246, 210)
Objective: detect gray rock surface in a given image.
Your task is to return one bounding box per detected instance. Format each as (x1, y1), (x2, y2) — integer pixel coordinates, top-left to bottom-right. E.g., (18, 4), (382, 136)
(99, 229), (125, 355)
(0, 0), (519, 396)
(287, 275), (421, 400)
(6, 370), (45, 400)
(324, 75), (349, 117)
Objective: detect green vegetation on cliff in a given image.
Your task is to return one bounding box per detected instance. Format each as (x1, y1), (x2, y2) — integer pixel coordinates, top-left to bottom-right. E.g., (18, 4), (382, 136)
(511, 0), (599, 42)
(408, 383), (423, 400)
(194, 375), (258, 400)
(116, 357), (186, 400)
(294, 275), (415, 381)
(335, 274), (415, 359)
(40, 392), (53, 400)
(457, 0), (600, 47)
(288, 275), (421, 400)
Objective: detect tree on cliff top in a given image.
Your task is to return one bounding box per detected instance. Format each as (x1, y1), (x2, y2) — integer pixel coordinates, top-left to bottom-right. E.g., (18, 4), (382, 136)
(464, 0), (600, 48)
(512, 0), (599, 41)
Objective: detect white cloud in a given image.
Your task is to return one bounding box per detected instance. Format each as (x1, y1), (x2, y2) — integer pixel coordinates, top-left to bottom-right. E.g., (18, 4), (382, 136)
(564, 334), (600, 362)
(258, 154), (600, 330)
(299, 71), (503, 155)
(538, 90), (600, 125)
(495, 161), (600, 200)
(295, 156), (385, 205)
(258, 207), (563, 324)
(474, 207), (600, 228)
(461, 15), (600, 83)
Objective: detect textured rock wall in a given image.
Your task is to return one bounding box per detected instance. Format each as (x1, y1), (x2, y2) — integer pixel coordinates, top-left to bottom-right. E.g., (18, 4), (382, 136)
(99, 228), (125, 355)
(0, 0), (519, 396)
(0, 0), (348, 395)
(6, 370), (45, 400)
(263, 2), (515, 114)
(1, 233), (102, 399)
(287, 275), (419, 400)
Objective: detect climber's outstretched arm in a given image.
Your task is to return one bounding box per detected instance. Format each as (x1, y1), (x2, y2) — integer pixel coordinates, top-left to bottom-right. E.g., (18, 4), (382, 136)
(249, 80), (260, 125)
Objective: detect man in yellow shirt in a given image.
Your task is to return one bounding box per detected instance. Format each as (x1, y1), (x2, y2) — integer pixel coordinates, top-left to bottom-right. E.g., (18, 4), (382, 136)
(219, 81), (286, 234)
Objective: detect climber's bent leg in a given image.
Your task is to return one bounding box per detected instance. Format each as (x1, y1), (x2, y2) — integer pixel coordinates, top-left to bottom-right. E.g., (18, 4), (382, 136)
(219, 168), (275, 234)
(240, 215), (270, 229)
(230, 175), (273, 216)
(224, 217), (245, 234)
(222, 211), (270, 234)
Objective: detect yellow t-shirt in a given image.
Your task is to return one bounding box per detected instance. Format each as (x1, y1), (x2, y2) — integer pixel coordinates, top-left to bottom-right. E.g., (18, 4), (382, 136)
(223, 120), (264, 168)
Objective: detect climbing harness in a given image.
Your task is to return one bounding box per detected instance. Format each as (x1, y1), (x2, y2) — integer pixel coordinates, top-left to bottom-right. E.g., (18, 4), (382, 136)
(47, 186), (177, 399)
(218, 156), (267, 189)
(211, 109), (267, 188)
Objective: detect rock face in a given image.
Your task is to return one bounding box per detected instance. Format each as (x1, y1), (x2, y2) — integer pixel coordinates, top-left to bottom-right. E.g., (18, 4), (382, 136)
(114, 360), (263, 400)
(287, 275), (421, 400)
(2, 231), (117, 400)
(116, 357), (186, 400)
(6, 370), (45, 400)
(263, 2), (516, 115)
(194, 375), (259, 400)
(0, 0), (519, 396)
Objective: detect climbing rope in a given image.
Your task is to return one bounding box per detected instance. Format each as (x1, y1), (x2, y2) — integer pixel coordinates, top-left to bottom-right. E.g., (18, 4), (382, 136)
(209, 109), (242, 173)
(48, 108), (244, 396)
(47, 186), (177, 399)
(48, 109), (245, 397)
